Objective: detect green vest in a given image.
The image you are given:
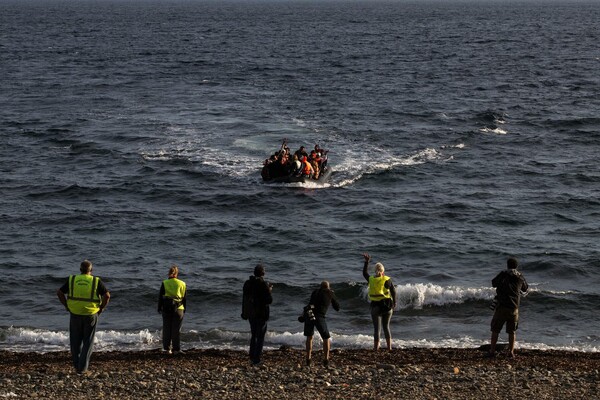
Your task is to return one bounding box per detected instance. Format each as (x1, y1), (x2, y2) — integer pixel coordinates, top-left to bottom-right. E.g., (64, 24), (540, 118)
(368, 275), (391, 301)
(163, 278), (186, 311)
(67, 274), (101, 315)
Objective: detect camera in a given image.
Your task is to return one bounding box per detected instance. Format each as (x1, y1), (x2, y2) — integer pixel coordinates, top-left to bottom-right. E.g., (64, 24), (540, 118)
(489, 297), (498, 311)
(304, 305), (316, 321)
(298, 304), (316, 323)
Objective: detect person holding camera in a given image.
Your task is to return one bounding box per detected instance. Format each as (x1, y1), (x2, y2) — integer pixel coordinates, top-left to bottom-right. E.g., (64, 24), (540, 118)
(363, 253), (397, 351)
(302, 281), (340, 367)
(242, 264), (273, 366)
(488, 257), (528, 358)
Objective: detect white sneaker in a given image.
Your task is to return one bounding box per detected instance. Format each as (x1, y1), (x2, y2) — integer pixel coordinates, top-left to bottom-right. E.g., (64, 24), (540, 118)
(161, 349), (172, 355)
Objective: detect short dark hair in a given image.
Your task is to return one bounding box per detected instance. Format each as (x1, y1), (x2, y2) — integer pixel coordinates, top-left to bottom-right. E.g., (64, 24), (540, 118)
(254, 264), (265, 277)
(507, 257), (518, 269)
(80, 260), (93, 273)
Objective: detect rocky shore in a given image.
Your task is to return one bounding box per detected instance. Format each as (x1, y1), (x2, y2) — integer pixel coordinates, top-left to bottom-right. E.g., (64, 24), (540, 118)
(1, 347), (598, 399)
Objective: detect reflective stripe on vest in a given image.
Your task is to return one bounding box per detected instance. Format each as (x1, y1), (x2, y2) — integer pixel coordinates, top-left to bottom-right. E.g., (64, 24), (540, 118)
(163, 278), (186, 310)
(67, 274), (101, 315)
(368, 275), (391, 301)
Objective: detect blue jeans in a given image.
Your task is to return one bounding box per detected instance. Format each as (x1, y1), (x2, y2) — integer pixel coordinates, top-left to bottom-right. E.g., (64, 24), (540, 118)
(69, 313), (98, 373)
(248, 318), (267, 364)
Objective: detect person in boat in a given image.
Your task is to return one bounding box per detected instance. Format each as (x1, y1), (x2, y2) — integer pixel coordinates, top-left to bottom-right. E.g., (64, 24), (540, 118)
(301, 155), (314, 179)
(291, 154), (302, 176)
(282, 143), (291, 162)
(278, 149), (290, 175)
(294, 146), (309, 161)
(261, 156), (273, 180)
(315, 144), (329, 171)
(309, 150), (321, 180)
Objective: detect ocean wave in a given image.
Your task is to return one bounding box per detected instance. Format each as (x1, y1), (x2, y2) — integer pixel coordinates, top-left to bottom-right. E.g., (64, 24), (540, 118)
(2, 326), (597, 354)
(350, 282), (598, 311)
(479, 127), (508, 135)
(395, 283), (494, 309)
(333, 146), (449, 188)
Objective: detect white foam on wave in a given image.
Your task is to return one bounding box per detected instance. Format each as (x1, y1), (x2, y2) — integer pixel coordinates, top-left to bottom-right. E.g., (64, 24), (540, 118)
(137, 118), (468, 188)
(396, 283), (494, 309)
(2, 326), (597, 353)
(479, 127), (508, 135)
(0, 326), (161, 353)
(357, 283), (494, 309)
(333, 147), (448, 188)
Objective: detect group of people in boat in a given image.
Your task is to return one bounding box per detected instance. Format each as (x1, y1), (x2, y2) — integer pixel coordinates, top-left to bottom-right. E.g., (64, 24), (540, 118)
(261, 139), (329, 181)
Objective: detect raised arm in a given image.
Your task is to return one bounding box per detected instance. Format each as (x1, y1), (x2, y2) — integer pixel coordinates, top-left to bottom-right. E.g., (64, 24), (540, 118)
(362, 253), (371, 281)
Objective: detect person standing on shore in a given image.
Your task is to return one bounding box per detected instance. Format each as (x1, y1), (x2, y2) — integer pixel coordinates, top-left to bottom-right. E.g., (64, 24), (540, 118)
(363, 253), (397, 351)
(57, 260), (110, 375)
(158, 265), (187, 355)
(241, 264), (273, 365)
(303, 281), (340, 367)
(488, 257), (529, 358)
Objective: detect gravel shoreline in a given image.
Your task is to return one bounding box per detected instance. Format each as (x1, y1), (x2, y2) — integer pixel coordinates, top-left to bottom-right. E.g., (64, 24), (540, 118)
(1, 347), (598, 399)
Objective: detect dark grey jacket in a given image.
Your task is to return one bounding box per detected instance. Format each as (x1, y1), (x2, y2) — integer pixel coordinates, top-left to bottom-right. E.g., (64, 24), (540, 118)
(242, 276), (273, 320)
(309, 288), (340, 318)
(492, 268), (528, 310)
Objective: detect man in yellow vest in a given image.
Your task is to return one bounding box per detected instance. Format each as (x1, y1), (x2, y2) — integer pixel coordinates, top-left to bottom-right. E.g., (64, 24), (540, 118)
(57, 260), (110, 374)
(158, 265), (187, 355)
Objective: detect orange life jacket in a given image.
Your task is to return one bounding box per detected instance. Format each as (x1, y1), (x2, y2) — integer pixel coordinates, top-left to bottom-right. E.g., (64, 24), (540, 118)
(302, 158), (313, 176)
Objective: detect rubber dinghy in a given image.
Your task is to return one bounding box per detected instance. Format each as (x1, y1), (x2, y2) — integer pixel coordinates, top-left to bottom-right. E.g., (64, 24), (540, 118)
(261, 140), (332, 184)
(263, 166), (333, 184)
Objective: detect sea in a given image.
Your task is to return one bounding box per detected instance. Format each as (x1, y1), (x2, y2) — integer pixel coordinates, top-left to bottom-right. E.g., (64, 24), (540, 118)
(1, 0), (599, 354)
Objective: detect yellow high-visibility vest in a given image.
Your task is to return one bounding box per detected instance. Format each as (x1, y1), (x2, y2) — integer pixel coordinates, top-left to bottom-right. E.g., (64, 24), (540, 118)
(163, 278), (186, 311)
(368, 275), (391, 301)
(67, 274), (101, 315)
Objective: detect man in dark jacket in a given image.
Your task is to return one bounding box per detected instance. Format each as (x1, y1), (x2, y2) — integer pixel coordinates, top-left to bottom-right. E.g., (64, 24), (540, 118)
(304, 281), (340, 367)
(488, 257), (529, 358)
(241, 264), (273, 365)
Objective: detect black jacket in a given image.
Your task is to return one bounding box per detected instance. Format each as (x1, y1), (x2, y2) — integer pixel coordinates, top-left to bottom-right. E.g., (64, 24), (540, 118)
(242, 276), (273, 320)
(492, 268), (528, 310)
(309, 288), (340, 318)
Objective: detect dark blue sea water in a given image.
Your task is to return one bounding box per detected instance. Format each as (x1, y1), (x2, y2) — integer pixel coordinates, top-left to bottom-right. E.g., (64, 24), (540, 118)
(1, 0), (599, 353)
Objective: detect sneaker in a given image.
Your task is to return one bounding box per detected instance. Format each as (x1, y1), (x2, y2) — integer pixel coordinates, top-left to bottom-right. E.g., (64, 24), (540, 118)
(162, 349), (172, 355)
(173, 350), (185, 355)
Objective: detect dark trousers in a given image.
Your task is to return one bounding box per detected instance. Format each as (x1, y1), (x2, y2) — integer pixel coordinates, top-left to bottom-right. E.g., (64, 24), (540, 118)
(248, 318), (267, 364)
(69, 313), (98, 373)
(162, 309), (184, 351)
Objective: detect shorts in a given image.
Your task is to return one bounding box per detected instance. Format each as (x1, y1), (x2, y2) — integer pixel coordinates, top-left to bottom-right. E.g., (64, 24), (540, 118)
(491, 306), (519, 334)
(304, 315), (330, 340)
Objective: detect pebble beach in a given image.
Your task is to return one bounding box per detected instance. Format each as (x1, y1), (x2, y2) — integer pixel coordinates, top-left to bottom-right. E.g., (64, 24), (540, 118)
(1, 347), (598, 399)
